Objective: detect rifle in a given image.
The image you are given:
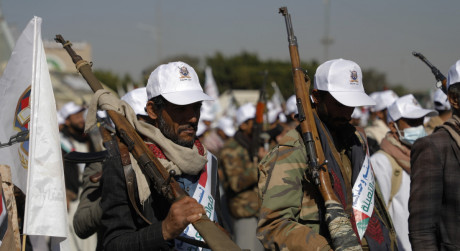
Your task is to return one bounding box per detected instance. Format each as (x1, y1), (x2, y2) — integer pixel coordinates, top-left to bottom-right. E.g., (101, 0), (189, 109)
(252, 70), (268, 164)
(412, 51), (447, 94)
(279, 7), (362, 250)
(54, 35), (241, 251)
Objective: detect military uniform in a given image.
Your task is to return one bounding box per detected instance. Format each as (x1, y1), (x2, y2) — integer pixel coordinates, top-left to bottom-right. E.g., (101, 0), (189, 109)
(220, 131), (263, 251)
(257, 125), (397, 251)
(220, 137), (259, 218)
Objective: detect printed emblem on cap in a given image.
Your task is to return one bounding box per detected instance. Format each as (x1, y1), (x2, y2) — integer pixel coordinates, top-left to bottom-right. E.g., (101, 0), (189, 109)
(179, 66), (192, 80)
(350, 70), (359, 84)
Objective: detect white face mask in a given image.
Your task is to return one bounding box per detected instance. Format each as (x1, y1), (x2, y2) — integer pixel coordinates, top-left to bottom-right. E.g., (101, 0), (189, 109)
(394, 124), (427, 146)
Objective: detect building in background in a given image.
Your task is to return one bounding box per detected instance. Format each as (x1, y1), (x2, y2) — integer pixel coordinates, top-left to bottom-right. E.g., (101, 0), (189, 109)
(0, 8), (116, 110)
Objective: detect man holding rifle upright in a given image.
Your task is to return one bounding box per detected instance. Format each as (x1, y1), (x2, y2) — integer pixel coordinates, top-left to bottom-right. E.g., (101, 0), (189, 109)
(257, 59), (398, 250)
(409, 59), (460, 250)
(101, 61), (223, 251)
(220, 102), (267, 251)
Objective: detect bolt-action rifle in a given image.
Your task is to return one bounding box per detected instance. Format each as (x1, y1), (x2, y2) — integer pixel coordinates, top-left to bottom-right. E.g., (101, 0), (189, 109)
(412, 51), (447, 94)
(55, 35), (241, 251)
(279, 7), (362, 251)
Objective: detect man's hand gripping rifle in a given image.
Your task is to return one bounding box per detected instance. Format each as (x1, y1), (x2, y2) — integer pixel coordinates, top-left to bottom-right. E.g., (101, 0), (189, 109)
(55, 35), (241, 251)
(279, 7), (362, 251)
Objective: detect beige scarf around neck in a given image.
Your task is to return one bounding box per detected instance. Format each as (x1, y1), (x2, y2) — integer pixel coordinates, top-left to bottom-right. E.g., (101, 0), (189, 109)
(85, 89), (208, 204)
(380, 132), (411, 174)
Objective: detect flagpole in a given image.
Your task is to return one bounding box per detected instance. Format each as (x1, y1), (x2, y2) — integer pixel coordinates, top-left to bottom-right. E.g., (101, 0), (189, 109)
(22, 234), (26, 251)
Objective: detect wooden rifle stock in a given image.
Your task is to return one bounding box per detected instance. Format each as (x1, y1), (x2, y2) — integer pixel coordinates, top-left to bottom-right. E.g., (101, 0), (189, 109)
(279, 8), (362, 250)
(412, 51), (447, 94)
(55, 35), (241, 251)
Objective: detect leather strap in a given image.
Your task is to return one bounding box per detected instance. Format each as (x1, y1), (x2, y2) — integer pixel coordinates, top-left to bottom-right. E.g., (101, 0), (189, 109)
(123, 163), (152, 225)
(176, 236), (210, 249)
(64, 150), (108, 163)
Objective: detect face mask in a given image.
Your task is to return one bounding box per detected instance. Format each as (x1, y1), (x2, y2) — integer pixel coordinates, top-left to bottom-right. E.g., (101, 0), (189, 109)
(395, 124), (427, 146)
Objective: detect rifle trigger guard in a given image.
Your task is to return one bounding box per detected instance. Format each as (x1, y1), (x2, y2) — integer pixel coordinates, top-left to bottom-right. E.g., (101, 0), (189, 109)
(311, 160), (328, 186)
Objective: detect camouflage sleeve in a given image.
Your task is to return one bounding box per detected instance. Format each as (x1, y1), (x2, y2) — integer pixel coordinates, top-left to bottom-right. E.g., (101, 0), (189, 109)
(257, 144), (332, 251)
(220, 144), (258, 194)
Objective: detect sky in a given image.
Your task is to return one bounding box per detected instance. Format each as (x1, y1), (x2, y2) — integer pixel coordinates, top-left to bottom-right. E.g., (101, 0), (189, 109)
(2, 0), (459, 93)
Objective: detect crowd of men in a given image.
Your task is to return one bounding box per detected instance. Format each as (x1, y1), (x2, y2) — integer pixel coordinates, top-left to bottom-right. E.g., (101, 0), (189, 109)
(20, 58), (459, 251)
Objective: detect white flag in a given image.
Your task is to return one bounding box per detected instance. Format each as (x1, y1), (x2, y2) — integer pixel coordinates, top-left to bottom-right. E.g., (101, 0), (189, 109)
(0, 16), (68, 246)
(203, 66), (220, 122)
(204, 66), (219, 100)
(270, 81), (285, 112)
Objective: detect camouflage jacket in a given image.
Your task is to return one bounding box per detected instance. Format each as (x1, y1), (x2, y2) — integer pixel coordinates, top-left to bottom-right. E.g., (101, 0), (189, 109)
(220, 135), (260, 219)
(257, 127), (397, 251)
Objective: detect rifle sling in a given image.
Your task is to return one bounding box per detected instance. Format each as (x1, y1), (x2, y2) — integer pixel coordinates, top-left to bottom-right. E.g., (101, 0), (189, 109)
(64, 150), (108, 163)
(122, 163), (152, 225)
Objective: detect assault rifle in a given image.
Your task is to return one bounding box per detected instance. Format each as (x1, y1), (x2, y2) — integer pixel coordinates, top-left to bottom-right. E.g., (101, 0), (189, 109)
(279, 7), (362, 250)
(252, 70), (268, 164)
(55, 34), (241, 251)
(412, 51), (447, 94)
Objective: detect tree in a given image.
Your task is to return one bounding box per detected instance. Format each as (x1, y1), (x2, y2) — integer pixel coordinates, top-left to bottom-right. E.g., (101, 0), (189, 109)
(94, 69), (121, 91)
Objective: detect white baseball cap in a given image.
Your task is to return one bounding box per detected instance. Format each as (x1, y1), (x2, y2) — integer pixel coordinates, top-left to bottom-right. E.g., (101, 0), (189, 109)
(58, 101), (85, 120)
(266, 101), (281, 124)
(121, 87), (148, 116)
(447, 59), (460, 90)
(200, 102), (215, 122)
(433, 88), (451, 111)
(314, 58), (376, 107)
(146, 61), (214, 105)
(57, 112), (65, 125)
(387, 94), (438, 122)
(368, 92), (380, 112)
(217, 116), (236, 137)
(196, 120), (207, 137)
(285, 95), (298, 115)
(351, 107), (363, 119)
(373, 90), (399, 112)
(236, 103), (256, 127)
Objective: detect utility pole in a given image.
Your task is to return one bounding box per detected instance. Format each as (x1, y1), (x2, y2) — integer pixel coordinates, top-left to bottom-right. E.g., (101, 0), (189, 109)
(154, 0), (162, 62)
(321, 0), (334, 61)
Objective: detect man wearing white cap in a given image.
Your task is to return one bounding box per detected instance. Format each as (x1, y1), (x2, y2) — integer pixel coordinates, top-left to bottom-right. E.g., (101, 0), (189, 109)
(365, 90), (399, 145)
(219, 102), (265, 251)
(58, 101), (99, 251)
(409, 60), (460, 250)
(100, 62), (226, 251)
(202, 116), (235, 155)
(257, 58), (397, 250)
(284, 94), (300, 130)
(350, 107), (363, 126)
(424, 88), (452, 134)
(370, 94), (437, 251)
